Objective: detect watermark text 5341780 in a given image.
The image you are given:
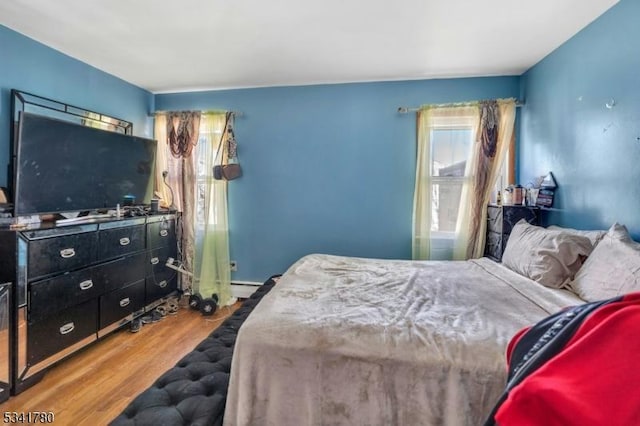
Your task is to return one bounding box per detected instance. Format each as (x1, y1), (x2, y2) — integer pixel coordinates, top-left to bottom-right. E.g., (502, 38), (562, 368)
(3, 412), (55, 424)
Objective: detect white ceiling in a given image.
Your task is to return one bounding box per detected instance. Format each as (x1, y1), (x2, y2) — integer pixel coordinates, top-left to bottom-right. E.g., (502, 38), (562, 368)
(1, 0), (619, 94)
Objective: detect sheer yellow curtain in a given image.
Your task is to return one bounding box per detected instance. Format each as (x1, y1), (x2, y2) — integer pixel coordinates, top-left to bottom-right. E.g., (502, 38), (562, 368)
(193, 113), (233, 305)
(412, 109), (434, 260)
(454, 98), (516, 259)
(412, 105), (478, 260)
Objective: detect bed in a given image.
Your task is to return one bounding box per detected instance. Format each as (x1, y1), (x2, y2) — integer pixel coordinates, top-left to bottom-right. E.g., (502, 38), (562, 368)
(223, 253), (585, 426)
(115, 220), (639, 425)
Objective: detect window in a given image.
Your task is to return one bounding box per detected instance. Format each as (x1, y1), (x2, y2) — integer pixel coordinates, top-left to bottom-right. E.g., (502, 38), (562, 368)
(428, 125), (510, 237)
(412, 110), (477, 260)
(429, 127), (473, 237)
(413, 100), (517, 261)
(195, 125), (224, 227)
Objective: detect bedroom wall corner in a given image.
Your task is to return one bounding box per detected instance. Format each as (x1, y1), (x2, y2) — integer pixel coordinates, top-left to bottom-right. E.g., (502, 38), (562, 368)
(518, 0), (640, 239)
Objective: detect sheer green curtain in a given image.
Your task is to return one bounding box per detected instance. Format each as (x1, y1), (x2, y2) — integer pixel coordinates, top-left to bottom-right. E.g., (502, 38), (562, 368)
(193, 113), (233, 305)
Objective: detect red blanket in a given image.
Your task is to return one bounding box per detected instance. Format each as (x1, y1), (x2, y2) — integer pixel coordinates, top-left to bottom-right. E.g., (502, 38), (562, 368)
(494, 292), (640, 426)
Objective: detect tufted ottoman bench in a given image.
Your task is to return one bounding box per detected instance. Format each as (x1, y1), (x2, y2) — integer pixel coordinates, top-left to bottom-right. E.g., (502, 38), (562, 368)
(110, 275), (279, 426)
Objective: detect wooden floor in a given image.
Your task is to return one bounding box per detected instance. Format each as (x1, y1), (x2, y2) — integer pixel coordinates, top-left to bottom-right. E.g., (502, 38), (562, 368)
(0, 299), (239, 425)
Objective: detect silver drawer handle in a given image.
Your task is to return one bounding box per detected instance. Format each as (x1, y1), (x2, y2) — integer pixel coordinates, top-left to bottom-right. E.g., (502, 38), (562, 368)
(160, 230), (168, 237)
(150, 257), (159, 265)
(119, 237), (131, 246)
(60, 248), (76, 258)
(59, 322), (75, 335)
(79, 280), (94, 290)
(119, 297), (130, 307)
(158, 280), (167, 288)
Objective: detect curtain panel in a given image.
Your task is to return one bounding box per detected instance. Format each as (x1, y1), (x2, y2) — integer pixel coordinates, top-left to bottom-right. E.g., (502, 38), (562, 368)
(154, 111), (201, 291)
(454, 99), (516, 260)
(413, 98), (516, 261)
(154, 111), (233, 304)
(193, 113), (233, 306)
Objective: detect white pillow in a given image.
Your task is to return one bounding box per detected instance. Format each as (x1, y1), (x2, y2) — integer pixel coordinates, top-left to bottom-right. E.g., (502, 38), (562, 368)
(569, 223), (640, 302)
(547, 225), (606, 248)
(502, 220), (593, 289)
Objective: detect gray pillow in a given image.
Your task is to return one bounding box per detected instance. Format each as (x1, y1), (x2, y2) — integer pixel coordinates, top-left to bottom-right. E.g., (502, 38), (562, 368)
(502, 220), (593, 289)
(569, 223), (640, 302)
(547, 225), (606, 248)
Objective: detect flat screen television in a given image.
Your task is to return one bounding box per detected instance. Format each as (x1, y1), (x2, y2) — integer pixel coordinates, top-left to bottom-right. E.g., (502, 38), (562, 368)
(13, 112), (156, 216)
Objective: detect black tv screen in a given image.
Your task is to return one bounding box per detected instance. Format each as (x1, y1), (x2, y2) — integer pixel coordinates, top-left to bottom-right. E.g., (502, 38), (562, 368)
(14, 112), (156, 215)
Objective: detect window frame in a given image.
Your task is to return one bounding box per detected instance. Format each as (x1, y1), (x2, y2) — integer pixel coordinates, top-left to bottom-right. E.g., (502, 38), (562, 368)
(426, 117), (513, 239)
(427, 117), (475, 238)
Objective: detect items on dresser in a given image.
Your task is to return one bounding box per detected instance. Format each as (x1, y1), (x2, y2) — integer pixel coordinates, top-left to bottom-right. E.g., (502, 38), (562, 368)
(502, 184), (526, 206)
(485, 205), (538, 261)
(536, 188), (555, 208)
(0, 214), (177, 395)
(530, 171), (557, 208)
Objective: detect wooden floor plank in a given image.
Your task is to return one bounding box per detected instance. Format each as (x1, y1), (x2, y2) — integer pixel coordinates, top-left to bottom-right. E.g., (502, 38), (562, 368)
(0, 301), (239, 425)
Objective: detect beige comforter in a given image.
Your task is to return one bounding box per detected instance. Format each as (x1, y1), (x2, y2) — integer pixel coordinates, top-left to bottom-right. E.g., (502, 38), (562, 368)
(224, 254), (583, 426)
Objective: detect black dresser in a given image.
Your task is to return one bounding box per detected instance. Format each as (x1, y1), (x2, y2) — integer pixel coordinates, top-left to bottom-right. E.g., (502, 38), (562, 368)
(485, 205), (538, 261)
(0, 214), (178, 394)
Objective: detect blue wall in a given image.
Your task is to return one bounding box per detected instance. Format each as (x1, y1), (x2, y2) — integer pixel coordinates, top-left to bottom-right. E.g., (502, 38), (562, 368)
(157, 78), (520, 281)
(519, 0), (640, 238)
(0, 25), (154, 188)
(8, 0), (633, 281)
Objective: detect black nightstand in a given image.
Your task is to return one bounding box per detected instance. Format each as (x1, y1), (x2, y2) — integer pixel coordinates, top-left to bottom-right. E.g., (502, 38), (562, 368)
(485, 204), (539, 261)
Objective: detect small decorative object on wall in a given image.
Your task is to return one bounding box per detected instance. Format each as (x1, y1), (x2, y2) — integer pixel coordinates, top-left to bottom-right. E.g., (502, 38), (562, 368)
(540, 171), (557, 189)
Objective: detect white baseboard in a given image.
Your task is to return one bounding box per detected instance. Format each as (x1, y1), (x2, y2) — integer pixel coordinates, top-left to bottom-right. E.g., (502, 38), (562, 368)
(232, 280), (263, 286)
(231, 281), (262, 299)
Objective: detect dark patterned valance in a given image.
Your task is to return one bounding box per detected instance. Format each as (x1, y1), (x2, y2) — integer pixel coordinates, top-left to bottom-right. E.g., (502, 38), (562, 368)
(167, 111), (201, 158)
(478, 100), (499, 158)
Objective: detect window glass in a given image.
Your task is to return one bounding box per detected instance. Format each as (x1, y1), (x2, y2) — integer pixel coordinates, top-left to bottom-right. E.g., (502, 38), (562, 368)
(195, 127), (223, 227)
(429, 128), (472, 234)
(430, 129), (472, 177)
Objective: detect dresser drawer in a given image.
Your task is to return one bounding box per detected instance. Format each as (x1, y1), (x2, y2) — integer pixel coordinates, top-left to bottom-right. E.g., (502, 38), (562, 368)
(97, 225), (145, 261)
(147, 218), (176, 250)
(485, 231), (503, 261)
(147, 246), (177, 279)
(29, 267), (104, 321)
(146, 275), (177, 303)
(487, 206), (503, 233)
(93, 252), (146, 293)
(28, 232), (97, 279)
(146, 244), (177, 304)
(28, 299), (97, 365)
(99, 279), (145, 329)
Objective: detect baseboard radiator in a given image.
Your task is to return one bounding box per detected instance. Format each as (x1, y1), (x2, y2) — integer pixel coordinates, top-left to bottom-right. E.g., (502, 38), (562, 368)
(231, 281), (262, 299)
